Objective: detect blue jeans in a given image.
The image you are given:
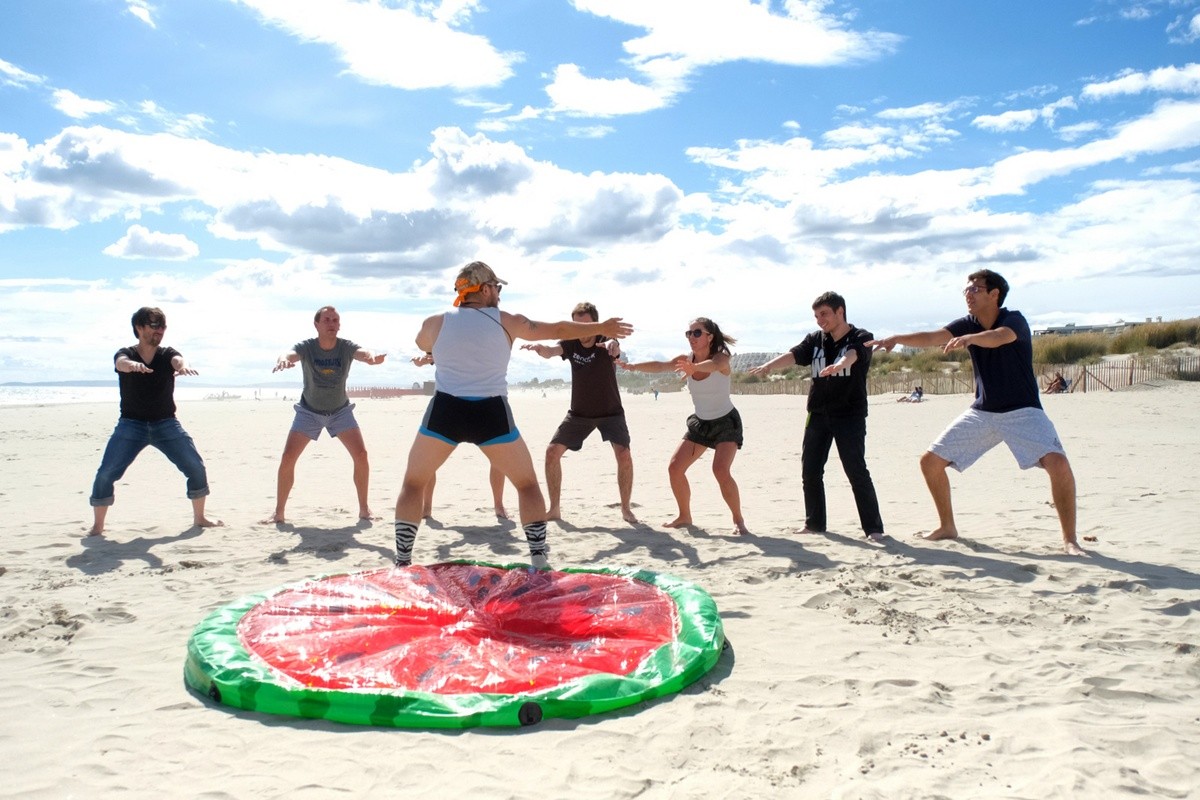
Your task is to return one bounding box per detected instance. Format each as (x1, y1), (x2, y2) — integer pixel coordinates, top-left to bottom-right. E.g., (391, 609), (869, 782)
(801, 412), (884, 535)
(90, 418), (210, 506)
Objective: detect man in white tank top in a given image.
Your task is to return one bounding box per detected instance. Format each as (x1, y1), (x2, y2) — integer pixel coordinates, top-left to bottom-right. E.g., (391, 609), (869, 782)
(392, 261), (633, 569)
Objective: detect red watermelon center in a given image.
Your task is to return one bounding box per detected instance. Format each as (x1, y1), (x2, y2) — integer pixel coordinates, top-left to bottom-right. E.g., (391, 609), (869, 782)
(237, 565), (680, 695)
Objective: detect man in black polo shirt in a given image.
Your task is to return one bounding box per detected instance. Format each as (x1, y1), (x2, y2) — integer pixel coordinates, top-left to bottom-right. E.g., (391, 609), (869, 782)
(750, 291), (885, 542)
(522, 302), (637, 524)
(88, 307), (222, 536)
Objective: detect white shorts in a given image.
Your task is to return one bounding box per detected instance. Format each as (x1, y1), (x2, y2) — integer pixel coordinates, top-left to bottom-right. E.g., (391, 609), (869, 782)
(929, 407), (1066, 472)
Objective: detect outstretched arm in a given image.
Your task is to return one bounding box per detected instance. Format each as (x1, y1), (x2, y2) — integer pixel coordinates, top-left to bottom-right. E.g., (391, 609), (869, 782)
(675, 352), (731, 377)
(170, 353), (199, 377)
(414, 314), (444, 354)
(748, 351), (796, 377)
(354, 348), (388, 366)
(272, 350), (301, 373)
(520, 343), (565, 359)
(115, 353), (154, 374)
(504, 313), (632, 343)
(866, 329), (952, 352)
(944, 327), (1016, 352)
(622, 355), (687, 374)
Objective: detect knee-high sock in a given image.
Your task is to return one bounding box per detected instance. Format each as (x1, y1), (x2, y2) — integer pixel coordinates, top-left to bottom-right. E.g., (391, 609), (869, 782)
(394, 520), (418, 566)
(522, 521), (548, 557)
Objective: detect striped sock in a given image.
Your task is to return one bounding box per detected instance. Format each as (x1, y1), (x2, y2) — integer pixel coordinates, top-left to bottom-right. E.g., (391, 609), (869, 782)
(523, 521), (549, 567)
(394, 520), (418, 567)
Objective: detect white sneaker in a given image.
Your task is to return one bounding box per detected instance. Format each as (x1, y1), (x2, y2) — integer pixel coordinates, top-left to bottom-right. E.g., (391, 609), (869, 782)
(530, 553), (550, 570)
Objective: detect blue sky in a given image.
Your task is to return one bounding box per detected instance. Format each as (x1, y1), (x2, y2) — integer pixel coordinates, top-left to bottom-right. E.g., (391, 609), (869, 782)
(3, 0), (1200, 386)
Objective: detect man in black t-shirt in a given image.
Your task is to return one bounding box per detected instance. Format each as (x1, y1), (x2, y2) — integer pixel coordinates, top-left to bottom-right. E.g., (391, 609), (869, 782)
(88, 307), (222, 536)
(522, 302), (637, 524)
(750, 291), (885, 541)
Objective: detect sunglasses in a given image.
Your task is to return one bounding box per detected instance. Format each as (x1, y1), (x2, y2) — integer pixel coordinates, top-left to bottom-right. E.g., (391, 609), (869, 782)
(485, 282), (503, 293)
(146, 322), (167, 330)
(685, 328), (706, 338)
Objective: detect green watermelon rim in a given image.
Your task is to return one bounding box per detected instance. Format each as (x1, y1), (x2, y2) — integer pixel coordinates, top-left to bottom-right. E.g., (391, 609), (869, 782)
(184, 561), (725, 728)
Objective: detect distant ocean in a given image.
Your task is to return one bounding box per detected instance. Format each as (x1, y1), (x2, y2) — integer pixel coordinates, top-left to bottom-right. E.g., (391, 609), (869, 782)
(0, 385), (293, 406)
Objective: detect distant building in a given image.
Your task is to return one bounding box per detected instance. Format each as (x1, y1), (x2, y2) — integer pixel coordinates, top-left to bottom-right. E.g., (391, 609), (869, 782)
(730, 352), (780, 372)
(1035, 318), (1160, 337)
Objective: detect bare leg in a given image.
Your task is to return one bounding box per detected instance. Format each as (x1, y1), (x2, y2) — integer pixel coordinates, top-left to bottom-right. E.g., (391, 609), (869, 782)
(665, 440), (705, 528)
(489, 465), (508, 518)
(482, 439), (547, 525)
(89, 505), (108, 536)
(422, 475), (435, 519)
(261, 430), (310, 523)
(192, 496), (224, 528)
(1041, 452), (1085, 556)
(544, 443), (567, 520)
(395, 435), (456, 524)
(613, 443), (637, 523)
(712, 442), (749, 535)
(919, 450), (958, 540)
(337, 427), (373, 519)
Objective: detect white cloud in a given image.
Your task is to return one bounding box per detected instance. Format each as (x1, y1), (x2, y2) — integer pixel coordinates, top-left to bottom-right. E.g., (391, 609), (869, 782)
(545, 64), (673, 116)
(972, 97), (1076, 132)
(126, 1), (157, 28)
(1082, 63), (1200, 99)
(876, 101), (962, 120)
(103, 224), (199, 259)
(52, 89), (117, 120)
(972, 109), (1039, 132)
(0, 58), (45, 88)
(545, 0), (901, 117)
(231, 0), (519, 90)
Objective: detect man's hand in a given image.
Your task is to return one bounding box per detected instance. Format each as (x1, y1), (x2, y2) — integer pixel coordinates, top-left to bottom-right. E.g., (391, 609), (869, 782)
(600, 317), (633, 339)
(865, 336), (898, 352)
(411, 353), (434, 367)
(520, 343), (553, 358)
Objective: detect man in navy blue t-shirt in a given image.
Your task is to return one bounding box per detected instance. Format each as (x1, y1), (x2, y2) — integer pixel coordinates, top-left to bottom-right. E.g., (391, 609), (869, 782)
(868, 270), (1085, 556)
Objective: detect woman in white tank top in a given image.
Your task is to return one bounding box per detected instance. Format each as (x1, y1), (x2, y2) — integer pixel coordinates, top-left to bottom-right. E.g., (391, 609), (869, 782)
(621, 318), (749, 535)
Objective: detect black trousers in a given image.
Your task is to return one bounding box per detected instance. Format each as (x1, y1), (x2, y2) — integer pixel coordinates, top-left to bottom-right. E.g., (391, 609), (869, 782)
(801, 412), (884, 535)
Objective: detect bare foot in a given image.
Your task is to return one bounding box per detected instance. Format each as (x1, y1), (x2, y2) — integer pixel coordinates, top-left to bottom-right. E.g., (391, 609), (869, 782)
(621, 507), (639, 524)
(196, 517), (225, 528)
(359, 508), (376, 521)
(260, 512), (285, 524)
(86, 527), (103, 537)
(867, 532), (888, 544)
(919, 527), (959, 541)
(495, 505), (509, 520)
(1063, 540), (1089, 556)
(663, 516), (692, 528)
(545, 505), (561, 521)
(733, 521), (750, 535)
(421, 506), (432, 519)
(796, 527), (824, 534)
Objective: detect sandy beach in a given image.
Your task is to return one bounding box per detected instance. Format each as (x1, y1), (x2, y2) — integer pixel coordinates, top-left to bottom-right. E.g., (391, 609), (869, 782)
(2, 381), (1199, 799)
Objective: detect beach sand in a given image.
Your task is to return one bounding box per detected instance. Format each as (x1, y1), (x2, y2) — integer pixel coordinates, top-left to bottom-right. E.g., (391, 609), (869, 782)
(2, 382), (1199, 799)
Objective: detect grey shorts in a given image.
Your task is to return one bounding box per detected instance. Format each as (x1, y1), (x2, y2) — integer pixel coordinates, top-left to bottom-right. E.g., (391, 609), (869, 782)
(290, 402), (359, 440)
(929, 407), (1066, 471)
(551, 411), (631, 451)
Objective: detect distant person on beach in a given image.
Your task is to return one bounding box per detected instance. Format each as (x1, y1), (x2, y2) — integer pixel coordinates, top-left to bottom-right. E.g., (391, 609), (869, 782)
(88, 307), (222, 536)
(262, 306), (386, 524)
(898, 386), (924, 403)
(749, 291), (885, 543)
(868, 269), (1086, 556)
(392, 261), (632, 568)
(1044, 372), (1068, 394)
(521, 301), (638, 524)
(622, 318), (749, 535)
(411, 352), (509, 519)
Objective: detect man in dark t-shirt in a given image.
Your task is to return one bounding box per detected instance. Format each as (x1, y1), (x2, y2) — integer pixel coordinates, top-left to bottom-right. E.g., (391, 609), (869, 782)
(750, 291), (885, 541)
(522, 302), (637, 523)
(868, 270), (1085, 556)
(88, 307), (222, 536)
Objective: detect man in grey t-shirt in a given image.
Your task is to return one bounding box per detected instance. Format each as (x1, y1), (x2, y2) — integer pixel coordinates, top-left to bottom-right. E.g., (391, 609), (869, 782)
(262, 306), (387, 524)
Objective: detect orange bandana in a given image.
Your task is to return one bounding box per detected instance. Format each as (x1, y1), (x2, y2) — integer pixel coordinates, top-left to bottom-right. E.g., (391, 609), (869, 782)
(453, 278), (484, 307)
